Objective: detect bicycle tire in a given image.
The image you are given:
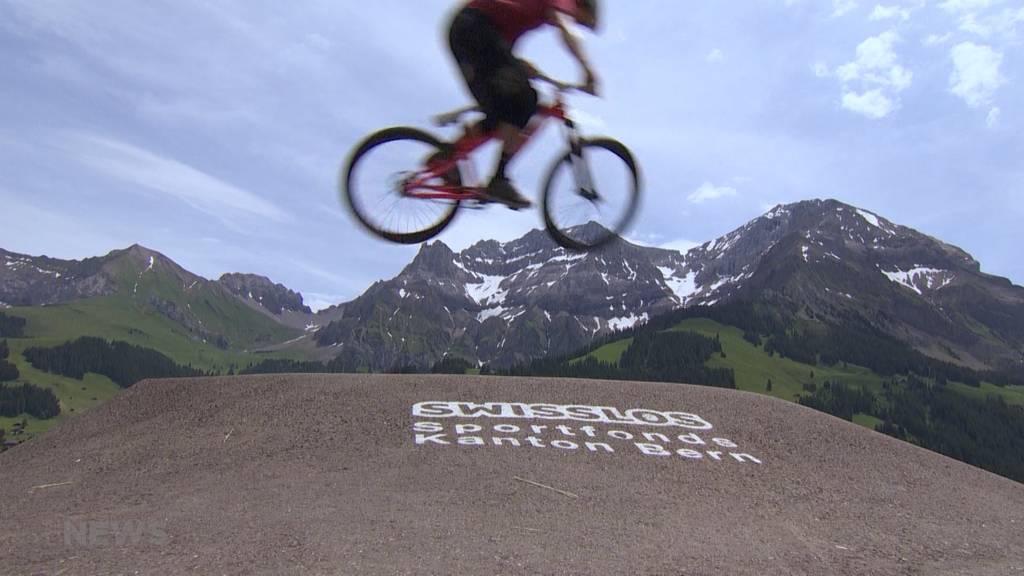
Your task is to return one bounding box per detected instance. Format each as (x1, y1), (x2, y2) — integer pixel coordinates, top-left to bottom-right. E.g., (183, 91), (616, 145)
(541, 137), (641, 251)
(343, 127), (461, 245)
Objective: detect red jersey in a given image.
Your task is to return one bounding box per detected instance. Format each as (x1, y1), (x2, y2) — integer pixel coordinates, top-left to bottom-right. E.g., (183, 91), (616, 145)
(467, 0), (577, 45)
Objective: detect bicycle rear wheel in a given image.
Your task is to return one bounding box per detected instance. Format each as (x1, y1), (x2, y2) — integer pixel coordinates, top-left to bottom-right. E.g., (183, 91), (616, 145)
(343, 127), (462, 245)
(541, 138), (641, 251)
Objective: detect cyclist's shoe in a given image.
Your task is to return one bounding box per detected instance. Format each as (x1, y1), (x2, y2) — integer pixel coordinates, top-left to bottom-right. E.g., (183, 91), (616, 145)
(485, 176), (532, 210)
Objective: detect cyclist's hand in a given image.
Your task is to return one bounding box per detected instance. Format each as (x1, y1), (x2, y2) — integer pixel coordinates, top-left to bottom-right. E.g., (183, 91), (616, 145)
(583, 68), (601, 96)
(519, 59), (540, 79)
(433, 111), (460, 127)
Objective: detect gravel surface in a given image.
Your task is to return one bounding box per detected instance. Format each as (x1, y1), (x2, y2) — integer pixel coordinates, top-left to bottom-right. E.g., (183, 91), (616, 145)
(1, 374), (1022, 575)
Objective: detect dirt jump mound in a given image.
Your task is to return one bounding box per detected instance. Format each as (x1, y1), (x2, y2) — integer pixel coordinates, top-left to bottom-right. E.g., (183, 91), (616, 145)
(2, 374), (1022, 575)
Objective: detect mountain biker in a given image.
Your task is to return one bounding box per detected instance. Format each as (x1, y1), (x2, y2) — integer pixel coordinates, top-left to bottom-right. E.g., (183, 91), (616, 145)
(447, 0), (600, 210)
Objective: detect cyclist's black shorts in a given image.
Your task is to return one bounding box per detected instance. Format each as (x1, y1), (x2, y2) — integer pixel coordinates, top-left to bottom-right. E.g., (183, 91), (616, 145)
(449, 7), (538, 131)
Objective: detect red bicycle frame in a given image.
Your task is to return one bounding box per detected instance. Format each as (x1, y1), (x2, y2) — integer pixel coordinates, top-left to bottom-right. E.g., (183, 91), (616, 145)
(403, 99), (572, 201)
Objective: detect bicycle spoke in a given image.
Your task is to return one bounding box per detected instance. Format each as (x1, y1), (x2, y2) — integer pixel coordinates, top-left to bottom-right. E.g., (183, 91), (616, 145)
(543, 140), (638, 250)
(345, 129), (461, 242)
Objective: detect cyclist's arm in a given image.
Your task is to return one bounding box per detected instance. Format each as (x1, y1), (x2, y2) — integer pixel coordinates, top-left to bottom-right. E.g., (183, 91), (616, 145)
(434, 104), (481, 127)
(550, 11), (598, 93)
(519, 59), (561, 86)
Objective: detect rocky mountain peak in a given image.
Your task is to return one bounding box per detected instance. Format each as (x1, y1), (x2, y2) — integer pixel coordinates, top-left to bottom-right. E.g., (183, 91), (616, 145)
(313, 197), (1023, 372)
(218, 273), (311, 315)
(118, 244), (165, 272)
(408, 241), (456, 270)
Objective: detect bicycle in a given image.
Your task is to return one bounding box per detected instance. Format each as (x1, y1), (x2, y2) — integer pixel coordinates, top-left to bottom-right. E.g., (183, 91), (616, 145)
(342, 78), (641, 251)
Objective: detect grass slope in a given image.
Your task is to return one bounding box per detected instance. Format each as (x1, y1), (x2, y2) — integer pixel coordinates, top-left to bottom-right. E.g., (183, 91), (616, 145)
(576, 318), (885, 401)
(574, 318), (1024, 424)
(104, 256), (301, 352)
(1, 342), (121, 437)
(10, 296), (301, 373)
(2, 273), (306, 438)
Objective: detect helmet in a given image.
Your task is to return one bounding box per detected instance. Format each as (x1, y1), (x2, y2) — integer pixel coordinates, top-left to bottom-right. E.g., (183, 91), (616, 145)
(577, 0), (599, 31)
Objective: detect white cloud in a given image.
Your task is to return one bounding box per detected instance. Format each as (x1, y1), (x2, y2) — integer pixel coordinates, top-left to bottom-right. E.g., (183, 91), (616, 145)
(707, 49), (725, 63)
(986, 107), (1001, 128)
(954, 6), (1024, 40)
(832, 0), (860, 18)
(63, 133), (290, 224)
(659, 239), (701, 254)
(923, 33), (953, 46)
(835, 31), (912, 119)
(958, 13), (992, 36)
(842, 89), (895, 118)
(837, 32), (911, 89)
(870, 5), (911, 20)
(304, 292), (346, 312)
(949, 42), (1005, 107)
(939, 0), (994, 14)
(688, 182), (738, 204)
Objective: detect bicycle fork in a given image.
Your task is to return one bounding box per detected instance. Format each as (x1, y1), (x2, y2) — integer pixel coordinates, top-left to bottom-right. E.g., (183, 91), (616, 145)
(564, 121), (598, 201)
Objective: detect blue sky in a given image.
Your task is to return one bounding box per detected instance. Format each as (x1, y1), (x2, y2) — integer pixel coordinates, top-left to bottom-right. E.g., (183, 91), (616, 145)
(1, 0), (1021, 310)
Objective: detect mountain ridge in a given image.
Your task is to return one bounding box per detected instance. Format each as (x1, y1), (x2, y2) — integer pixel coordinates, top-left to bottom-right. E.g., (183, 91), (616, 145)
(311, 198), (1024, 372)
(3, 198), (1023, 373)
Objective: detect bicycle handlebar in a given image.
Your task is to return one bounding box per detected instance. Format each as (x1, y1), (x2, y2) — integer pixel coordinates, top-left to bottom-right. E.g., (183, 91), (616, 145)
(432, 78), (595, 127)
(534, 76), (597, 96)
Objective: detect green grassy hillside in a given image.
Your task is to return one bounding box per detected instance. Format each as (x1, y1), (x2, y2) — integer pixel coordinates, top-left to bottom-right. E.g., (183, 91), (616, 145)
(574, 318), (1024, 421)
(2, 257), (307, 439)
(11, 297), (298, 371)
(104, 253), (301, 351)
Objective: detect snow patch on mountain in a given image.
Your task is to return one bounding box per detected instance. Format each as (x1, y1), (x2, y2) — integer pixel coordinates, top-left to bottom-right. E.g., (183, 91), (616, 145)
(477, 306), (506, 323)
(465, 273), (508, 307)
(882, 267), (955, 295)
(549, 252), (587, 265)
(608, 313), (649, 331)
(764, 205), (789, 220)
(857, 209), (882, 228)
(658, 267), (698, 305)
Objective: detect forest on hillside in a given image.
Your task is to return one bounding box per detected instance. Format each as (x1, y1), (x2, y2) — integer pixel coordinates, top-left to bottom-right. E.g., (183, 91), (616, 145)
(609, 301), (1024, 387)
(22, 337), (204, 388)
(799, 377), (1024, 482)
(1, 338), (60, 449)
(0, 311), (26, 338)
(499, 330), (736, 388)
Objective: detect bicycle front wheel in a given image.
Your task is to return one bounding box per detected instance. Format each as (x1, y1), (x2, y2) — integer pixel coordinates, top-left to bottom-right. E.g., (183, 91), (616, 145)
(541, 138), (641, 251)
(343, 127), (461, 245)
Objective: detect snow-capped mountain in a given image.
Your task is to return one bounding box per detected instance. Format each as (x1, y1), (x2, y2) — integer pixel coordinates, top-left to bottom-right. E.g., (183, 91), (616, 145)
(314, 224), (689, 370)
(1, 247), (121, 306)
(5, 198), (1020, 373)
(314, 199), (1024, 372)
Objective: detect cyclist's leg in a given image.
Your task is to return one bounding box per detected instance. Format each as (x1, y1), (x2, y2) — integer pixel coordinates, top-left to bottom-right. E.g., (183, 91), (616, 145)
(448, 9), (537, 164)
(449, 8), (502, 130)
(488, 64), (537, 180)
(448, 8), (535, 207)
